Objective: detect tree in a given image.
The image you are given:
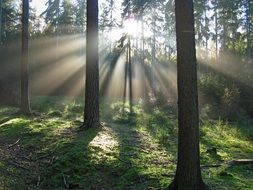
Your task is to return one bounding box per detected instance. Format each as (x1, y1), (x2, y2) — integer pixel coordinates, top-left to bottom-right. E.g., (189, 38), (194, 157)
(0, 0), (2, 45)
(42, 0), (60, 34)
(20, 0), (31, 114)
(164, 0), (176, 59)
(168, 0), (207, 189)
(74, 0), (86, 34)
(83, 0), (99, 128)
(245, 0), (253, 60)
(195, 0), (210, 53)
(58, 0), (75, 34)
(0, 0), (19, 44)
(211, 0), (219, 63)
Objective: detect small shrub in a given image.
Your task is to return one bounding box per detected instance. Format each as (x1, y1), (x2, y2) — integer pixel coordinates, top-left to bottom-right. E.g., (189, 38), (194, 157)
(48, 110), (62, 117)
(221, 87), (240, 119)
(199, 74), (225, 103)
(199, 74), (249, 120)
(110, 101), (137, 123)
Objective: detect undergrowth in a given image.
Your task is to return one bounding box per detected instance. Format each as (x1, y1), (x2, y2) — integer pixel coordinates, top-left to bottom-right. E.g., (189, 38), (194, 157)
(0, 96), (252, 189)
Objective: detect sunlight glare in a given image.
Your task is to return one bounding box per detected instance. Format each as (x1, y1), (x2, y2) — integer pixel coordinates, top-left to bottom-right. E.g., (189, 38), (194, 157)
(89, 127), (119, 152)
(110, 28), (124, 42)
(124, 18), (141, 37)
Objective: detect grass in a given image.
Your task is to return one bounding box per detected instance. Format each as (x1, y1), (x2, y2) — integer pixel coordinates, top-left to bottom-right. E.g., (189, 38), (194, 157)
(0, 96), (252, 189)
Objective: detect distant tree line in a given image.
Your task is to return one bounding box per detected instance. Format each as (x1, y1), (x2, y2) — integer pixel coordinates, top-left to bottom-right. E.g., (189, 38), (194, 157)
(0, 0), (252, 61)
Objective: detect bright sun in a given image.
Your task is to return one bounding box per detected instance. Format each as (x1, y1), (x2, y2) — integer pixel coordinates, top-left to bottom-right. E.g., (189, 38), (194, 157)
(110, 18), (141, 42)
(124, 18), (141, 37)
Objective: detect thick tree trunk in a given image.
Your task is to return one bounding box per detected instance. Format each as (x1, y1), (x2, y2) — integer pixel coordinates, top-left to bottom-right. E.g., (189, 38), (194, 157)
(20, 0), (31, 114)
(83, 0), (99, 128)
(168, 0), (207, 189)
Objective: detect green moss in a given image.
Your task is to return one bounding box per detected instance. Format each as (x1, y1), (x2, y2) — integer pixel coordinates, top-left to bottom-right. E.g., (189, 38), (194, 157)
(0, 97), (252, 189)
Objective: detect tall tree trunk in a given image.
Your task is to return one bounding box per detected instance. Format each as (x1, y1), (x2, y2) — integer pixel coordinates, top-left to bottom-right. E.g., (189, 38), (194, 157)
(246, 0), (252, 61)
(83, 0), (99, 128)
(20, 0), (31, 114)
(204, 0), (208, 54)
(0, 0), (2, 45)
(123, 44), (128, 113)
(151, 12), (156, 95)
(141, 11), (147, 104)
(214, 1), (218, 64)
(56, 0), (60, 61)
(168, 0), (207, 189)
(128, 36), (133, 114)
(221, 23), (228, 54)
(109, 0), (113, 53)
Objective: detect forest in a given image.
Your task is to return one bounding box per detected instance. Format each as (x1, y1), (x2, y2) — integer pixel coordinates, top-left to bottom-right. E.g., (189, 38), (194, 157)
(0, 0), (252, 189)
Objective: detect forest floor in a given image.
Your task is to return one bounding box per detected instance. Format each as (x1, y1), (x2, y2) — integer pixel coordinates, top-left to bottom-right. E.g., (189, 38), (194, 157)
(0, 96), (252, 190)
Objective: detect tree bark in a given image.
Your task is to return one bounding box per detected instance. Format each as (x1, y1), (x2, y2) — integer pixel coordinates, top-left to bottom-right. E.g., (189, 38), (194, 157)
(0, 0), (2, 45)
(20, 0), (31, 114)
(128, 36), (133, 114)
(151, 12), (156, 95)
(246, 0), (252, 61)
(140, 11), (147, 104)
(168, 0), (207, 189)
(83, 0), (99, 128)
(214, 0), (218, 64)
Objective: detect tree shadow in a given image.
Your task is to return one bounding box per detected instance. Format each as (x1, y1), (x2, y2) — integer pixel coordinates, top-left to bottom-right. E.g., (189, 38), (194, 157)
(100, 35), (128, 97)
(98, 101), (177, 189)
(0, 99), (100, 189)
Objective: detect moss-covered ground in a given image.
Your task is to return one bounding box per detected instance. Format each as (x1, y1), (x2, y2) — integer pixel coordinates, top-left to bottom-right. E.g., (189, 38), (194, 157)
(0, 97), (252, 189)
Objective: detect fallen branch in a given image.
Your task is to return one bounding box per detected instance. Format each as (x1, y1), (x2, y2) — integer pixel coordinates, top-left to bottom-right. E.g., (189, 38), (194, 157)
(201, 159), (253, 168)
(8, 161), (29, 171)
(17, 155), (31, 161)
(37, 176), (41, 187)
(35, 154), (52, 161)
(7, 139), (20, 149)
(161, 173), (175, 177)
(201, 164), (222, 168)
(228, 159), (253, 166)
(0, 168), (19, 177)
(62, 173), (69, 189)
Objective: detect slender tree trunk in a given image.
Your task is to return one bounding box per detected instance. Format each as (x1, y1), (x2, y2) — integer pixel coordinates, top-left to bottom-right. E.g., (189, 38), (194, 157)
(214, 1), (218, 64)
(56, 0), (60, 61)
(83, 0), (99, 128)
(204, 0), (208, 54)
(204, 0), (209, 71)
(20, 0), (31, 114)
(141, 11), (147, 104)
(151, 12), (156, 95)
(109, 0), (113, 53)
(128, 36), (133, 114)
(123, 44), (128, 114)
(0, 0), (2, 45)
(168, 0), (207, 189)
(221, 23), (227, 54)
(246, 0), (252, 61)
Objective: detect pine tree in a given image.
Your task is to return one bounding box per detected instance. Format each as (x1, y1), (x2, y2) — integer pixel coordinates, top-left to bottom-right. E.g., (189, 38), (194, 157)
(20, 0), (31, 114)
(168, 0), (207, 189)
(83, 0), (99, 128)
